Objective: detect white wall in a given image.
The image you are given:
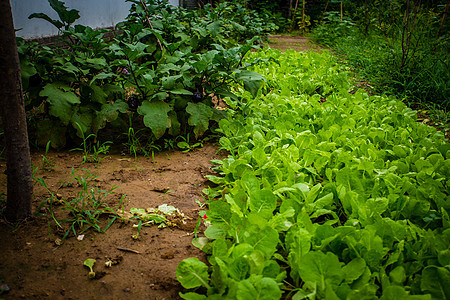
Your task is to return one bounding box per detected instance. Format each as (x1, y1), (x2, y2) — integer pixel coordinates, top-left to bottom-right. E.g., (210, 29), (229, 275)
(11, 0), (180, 39)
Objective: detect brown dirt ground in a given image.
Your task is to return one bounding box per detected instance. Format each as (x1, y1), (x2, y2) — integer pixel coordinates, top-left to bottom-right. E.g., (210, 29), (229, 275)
(267, 35), (325, 52)
(0, 145), (226, 299)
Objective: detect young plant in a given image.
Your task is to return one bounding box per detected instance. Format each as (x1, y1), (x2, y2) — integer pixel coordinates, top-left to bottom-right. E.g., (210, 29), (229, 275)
(83, 258), (96, 279)
(71, 123), (111, 164)
(176, 134), (203, 153)
(41, 140), (55, 171)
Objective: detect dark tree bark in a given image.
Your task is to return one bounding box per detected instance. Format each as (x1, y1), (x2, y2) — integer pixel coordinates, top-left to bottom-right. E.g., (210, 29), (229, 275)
(0, 0), (33, 221)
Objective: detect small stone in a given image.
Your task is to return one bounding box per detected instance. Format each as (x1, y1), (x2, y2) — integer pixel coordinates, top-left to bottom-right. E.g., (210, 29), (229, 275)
(123, 287), (131, 293)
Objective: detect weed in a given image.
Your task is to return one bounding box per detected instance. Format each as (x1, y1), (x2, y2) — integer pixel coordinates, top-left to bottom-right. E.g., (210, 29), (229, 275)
(41, 140), (55, 171)
(71, 123), (111, 164)
(176, 134), (203, 153)
(35, 168), (127, 243)
(0, 192), (6, 217)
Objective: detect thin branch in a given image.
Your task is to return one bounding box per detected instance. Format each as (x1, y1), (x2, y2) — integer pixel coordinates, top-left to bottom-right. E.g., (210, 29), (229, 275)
(139, 0), (163, 51)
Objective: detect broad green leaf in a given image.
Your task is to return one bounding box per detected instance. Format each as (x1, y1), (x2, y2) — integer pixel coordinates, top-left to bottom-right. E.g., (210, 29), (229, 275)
(438, 249), (450, 267)
(40, 83), (80, 124)
(186, 102), (213, 139)
(381, 286), (431, 299)
(71, 107), (93, 137)
(421, 266), (450, 299)
(242, 226), (279, 259)
(48, 0), (80, 25)
(207, 201), (232, 224)
(176, 258), (210, 289)
(162, 75), (182, 90)
(389, 266), (406, 285)
(342, 258), (366, 283)
(20, 59), (37, 89)
(205, 224), (228, 239)
(168, 110), (181, 136)
(234, 70), (265, 98)
(137, 100), (171, 138)
(29, 12), (63, 29)
(83, 258), (96, 269)
(170, 89), (193, 95)
(89, 84), (108, 104)
(93, 100), (129, 133)
(297, 251), (343, 290)
(36, 119), (67, 148)
(249, 189), (277, 219)
(236, 277), (282, 300)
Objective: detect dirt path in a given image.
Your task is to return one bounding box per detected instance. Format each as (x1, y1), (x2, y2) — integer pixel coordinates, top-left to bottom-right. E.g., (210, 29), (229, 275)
(267, 34), (324, 52)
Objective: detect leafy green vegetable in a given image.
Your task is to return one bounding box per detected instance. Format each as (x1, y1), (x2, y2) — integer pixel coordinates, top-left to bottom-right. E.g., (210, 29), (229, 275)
(178, 48), (449, 298)
(176, 258), (210, 289)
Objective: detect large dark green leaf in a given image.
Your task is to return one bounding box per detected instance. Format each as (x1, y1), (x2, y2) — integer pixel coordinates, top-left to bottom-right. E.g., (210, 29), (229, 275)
(186, 102), (213, 139)
(137, 100), (171, 138)
(36, 119), (67, 149)
(39, 83), (80, 124)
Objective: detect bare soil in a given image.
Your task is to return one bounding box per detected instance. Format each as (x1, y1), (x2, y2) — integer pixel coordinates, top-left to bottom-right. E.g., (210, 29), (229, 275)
(267, 35), (325, 52)
(0, 145), (226, 299)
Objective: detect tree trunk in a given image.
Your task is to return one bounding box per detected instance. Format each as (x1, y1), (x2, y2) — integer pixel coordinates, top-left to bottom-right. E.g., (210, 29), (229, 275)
(0, 0), (33, 221)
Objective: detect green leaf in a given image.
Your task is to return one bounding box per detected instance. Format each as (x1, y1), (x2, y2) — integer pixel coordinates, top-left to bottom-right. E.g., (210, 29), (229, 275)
(389, 266), (406, 285)
(380, 286), (430, 300)
(162, 75), (182, 90)
(71, 108), (93, 138)
(234, 70), (265, 98)
(205, 224), (228, 239)
(20, 59), (37, 89)
(297, 251), (343, 290)
(186, 102), (213, 139)
(170, 89), (193, 95)
(342, 258), (366, 283)
(93, 100), (129, 133)
(438, 250), (450, 267)
(243, 226), (279, 259)
(40, 83), (80, 124)
(236, 276), (282, 300)
(83, 258), (96, 269)
(421, 266), (450, 299)
(249, 189), (277, 219)
(48, 0), (80, 25)
(176, 258), (210, 289)
(137, 100), (171, 138)
(36, 119), (67, 149)
(29, 13), (63, 29)
(179, 292), (207, 300)
(207, 201), (232, 224)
